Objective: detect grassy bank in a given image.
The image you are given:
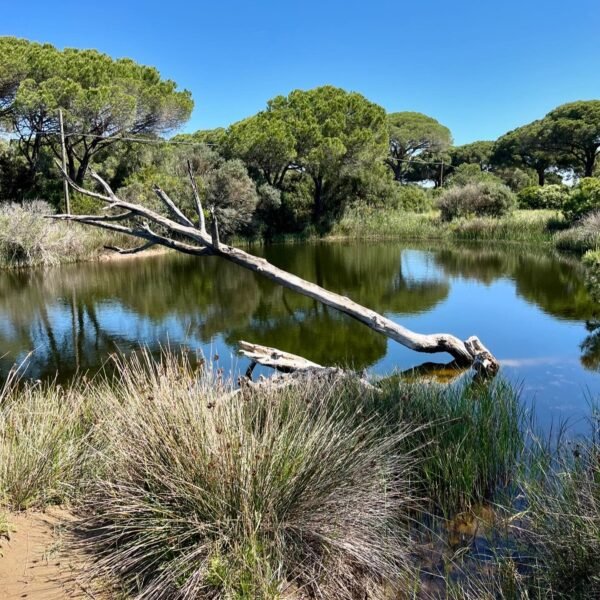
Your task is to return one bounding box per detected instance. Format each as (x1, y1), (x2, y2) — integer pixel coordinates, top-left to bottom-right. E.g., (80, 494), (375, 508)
(329, 206), (562, 245)
(0, 201), (136, 269)
(1, 350), (599, 597)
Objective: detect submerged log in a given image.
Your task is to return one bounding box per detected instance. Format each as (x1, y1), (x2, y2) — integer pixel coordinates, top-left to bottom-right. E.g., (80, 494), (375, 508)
(50, 166), (500, 376)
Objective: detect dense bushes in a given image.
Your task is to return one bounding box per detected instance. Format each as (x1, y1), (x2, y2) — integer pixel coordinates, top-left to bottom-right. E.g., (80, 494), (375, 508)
(518, 184), (570, 209)
(563, 177), (600, 222)
(389, 184), (432, 212)
(438, 181), (516, 221)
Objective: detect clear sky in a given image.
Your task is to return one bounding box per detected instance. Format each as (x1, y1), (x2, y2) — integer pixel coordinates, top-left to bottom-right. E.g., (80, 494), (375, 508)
(2, 0), (599, 144)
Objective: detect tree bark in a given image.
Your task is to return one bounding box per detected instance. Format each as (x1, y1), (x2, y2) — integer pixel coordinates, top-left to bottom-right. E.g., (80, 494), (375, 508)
(537, 167), (545, 186)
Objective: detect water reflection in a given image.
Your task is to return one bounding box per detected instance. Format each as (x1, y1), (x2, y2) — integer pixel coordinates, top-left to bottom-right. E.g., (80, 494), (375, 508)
(1, 242), (599, 424)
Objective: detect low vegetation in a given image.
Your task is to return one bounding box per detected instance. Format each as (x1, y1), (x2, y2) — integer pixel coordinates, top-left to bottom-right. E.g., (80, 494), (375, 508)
(438, 181), (516, 221)
(0, 201), (134, 268)
(1, 349), (599, 597)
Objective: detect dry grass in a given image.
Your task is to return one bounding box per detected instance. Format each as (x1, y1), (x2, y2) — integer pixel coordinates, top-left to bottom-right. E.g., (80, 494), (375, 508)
(0, 201), (132, 268)
(76, 352), (419, 599)
(0, 370), (96, 510)
(554, 210), (600, 254)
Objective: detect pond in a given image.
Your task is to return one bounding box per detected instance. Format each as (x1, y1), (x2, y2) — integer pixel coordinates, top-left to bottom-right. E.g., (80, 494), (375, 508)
(1, 241), (599, 432)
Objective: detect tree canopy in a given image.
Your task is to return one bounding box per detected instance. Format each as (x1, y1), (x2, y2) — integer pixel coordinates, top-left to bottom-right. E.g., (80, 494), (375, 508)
(386, 112), (452, 182)
(449, 141), (495, 172)
(493, 121), (555, 185)
(0, 36), (193, 188)
(540, 101), (600, 177)
(226, 85), (388, 225)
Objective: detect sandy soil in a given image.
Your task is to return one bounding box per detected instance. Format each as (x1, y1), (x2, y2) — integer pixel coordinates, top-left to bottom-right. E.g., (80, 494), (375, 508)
(0, 508), (102, 600)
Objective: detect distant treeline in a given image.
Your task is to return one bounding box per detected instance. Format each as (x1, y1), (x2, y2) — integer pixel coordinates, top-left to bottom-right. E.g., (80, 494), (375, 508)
(1, 37), (599, 235)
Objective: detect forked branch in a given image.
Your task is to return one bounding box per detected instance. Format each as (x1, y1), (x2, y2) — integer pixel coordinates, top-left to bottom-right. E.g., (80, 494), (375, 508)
(49, 166), (500, 375)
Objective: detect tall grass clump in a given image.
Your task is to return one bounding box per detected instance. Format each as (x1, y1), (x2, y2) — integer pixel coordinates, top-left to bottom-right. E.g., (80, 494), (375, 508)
(0, 201), (130, 268)
(80, 352), (419, 599)
(376, 378), (525, 515)
(0, 372), (95, 510)
(554, 210), (600, 254)
(521, 432), (600, 598)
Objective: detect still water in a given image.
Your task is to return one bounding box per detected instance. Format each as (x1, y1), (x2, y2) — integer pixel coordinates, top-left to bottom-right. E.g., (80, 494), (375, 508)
(1, 242), (599, 431)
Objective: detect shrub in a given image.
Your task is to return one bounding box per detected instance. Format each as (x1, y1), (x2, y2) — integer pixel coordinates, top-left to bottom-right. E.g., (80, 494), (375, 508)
(438, 181), (516, 222)
(390, 184), (433, 212)
(81, 352), (418, 599)
(518, 184), (570, 210)
(554, 210), (600, 253)
(495, 167), (537, 192)
(563, 177), (600, 223)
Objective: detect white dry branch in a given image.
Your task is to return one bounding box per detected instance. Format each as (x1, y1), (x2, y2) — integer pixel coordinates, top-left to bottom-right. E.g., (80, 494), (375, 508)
(50, 166), (499, 376)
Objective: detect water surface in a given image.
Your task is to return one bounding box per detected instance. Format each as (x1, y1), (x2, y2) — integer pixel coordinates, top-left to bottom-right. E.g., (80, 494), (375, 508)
(1, 242), (598, 431)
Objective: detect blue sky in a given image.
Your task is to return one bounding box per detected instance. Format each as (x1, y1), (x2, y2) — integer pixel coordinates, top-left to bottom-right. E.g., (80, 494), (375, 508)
(2, 0), (599, 144)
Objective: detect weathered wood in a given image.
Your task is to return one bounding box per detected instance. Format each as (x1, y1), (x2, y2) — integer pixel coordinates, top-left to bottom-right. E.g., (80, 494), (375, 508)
(49, 165), (500, 374)
(239, 340), (323, 373)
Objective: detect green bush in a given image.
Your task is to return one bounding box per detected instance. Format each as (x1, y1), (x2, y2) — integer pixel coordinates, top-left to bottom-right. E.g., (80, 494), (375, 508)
(438, 181), (516, 222)
(563, 177), (600, 222)
(390, 184), (432, 212)
(518, 184), (570, 210)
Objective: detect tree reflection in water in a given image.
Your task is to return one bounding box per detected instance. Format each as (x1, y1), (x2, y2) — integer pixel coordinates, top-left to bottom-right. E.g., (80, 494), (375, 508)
(0, 241), (598, 383)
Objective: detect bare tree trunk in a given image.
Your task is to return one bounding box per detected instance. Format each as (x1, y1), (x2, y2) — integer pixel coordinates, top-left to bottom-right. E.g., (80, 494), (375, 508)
(50, 166), (499, 375)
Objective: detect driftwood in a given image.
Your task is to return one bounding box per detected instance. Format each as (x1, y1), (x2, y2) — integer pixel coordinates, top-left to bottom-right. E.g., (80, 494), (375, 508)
(237, 341), (378, 394)
(50, 166), (500, 376)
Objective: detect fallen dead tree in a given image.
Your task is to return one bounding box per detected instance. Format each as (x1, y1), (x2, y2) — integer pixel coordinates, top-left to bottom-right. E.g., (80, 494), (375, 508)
(50, 165), (499, 377)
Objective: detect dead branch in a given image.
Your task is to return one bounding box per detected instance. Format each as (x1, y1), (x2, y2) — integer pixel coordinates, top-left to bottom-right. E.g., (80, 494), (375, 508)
(49, 167), (500, 375)
(104, 241), (157, 255)
(187, 159), (206, 233)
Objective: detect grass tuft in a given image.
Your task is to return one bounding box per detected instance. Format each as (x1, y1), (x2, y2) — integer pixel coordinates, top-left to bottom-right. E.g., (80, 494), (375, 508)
(78, 351), (419, 599)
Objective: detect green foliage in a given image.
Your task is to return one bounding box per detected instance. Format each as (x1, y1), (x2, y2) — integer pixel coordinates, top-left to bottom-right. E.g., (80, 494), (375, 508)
(0, 36), (192, 191)
(204, 159), (259, 236)
(446, 163), (504, 187)
(389, 184), (432, 212)
(518, 184), (570, 209)
(377, 378), (524, 515)
(118, 143), (259, 237)
(438, 181), (516, 221)
(386, 111), (452, 182)
(493, 121), (556, 185)
(542, 100), (600, 177)
(227, 85), (388, 227)
(563, 177), (600, 222)
(494, 166), (538, 191)
(449, 140), (495, 171)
